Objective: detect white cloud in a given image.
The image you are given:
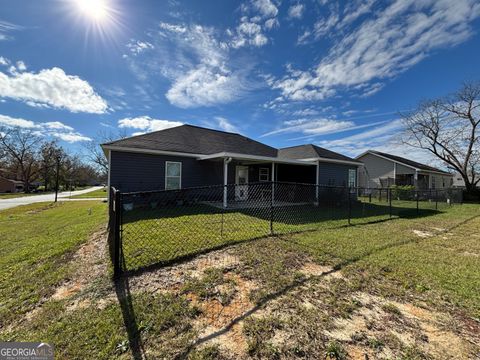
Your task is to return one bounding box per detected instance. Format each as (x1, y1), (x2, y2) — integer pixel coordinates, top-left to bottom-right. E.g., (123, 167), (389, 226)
(16, 61), (26, 71)
(0, 20), (22, 41)
(261, 118), (356, 137)
(283, 0), (480, 101)
(118, 116), (183, 132)
(264, 18), (279, 29)
(214, 117), (239, 133)
(137, 23), (253, 108)
(51, 132), (91, 143)
(288, 4), (305, 20)
(0, 67), (108, 113)
(0, 114), (36, 128)
(126, 40), (154, 55)
(0, 114), (90, 142)
(0, 56), (9, 66)
(252, 0), (278, 18)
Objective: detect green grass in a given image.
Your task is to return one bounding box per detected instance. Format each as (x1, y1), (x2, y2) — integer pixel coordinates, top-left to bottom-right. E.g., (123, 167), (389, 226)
(69, 187), (107, 199)
(0, 201), (107, 326)
(120, 198), (445, 271)
(292, 203), (480, 317)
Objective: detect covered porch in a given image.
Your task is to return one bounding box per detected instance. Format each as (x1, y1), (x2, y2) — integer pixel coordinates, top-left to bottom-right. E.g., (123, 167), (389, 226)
(197, 152), (319, 208)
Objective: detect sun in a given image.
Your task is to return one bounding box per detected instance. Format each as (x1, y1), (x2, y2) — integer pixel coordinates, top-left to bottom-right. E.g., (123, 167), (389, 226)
(75, 0), (110, 21)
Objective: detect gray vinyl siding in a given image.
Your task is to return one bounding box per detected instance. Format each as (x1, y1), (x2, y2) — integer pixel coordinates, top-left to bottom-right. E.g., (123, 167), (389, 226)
(318, 163), (356, 187)
(110, 151), (223, 192)
(358, 153), (397, 188)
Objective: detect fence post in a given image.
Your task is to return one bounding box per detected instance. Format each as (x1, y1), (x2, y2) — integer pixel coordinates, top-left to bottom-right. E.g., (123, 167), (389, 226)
(416, 190), (419, 215)
(369, 191), (372, 203)
(348, 189), (352, 225)
(270, 181), (274, 235)
(389, 188), (392, 218)
(113, 189), (121, 277)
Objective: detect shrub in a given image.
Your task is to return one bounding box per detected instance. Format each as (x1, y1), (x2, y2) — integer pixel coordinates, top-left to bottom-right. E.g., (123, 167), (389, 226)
(390, 185), (415, 200)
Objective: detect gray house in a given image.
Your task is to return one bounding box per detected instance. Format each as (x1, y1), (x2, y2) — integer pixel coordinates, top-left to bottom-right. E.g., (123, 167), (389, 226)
(102, 125), (362, 202)
(356, 150), (453, 190)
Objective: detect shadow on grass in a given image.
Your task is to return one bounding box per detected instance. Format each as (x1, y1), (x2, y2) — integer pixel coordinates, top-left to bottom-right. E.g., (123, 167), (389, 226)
(115, 257), (144, 360)
(177, 212), (478, 358)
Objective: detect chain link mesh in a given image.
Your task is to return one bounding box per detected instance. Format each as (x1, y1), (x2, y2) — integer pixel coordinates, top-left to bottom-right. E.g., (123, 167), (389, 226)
(114, 182), (462, 273)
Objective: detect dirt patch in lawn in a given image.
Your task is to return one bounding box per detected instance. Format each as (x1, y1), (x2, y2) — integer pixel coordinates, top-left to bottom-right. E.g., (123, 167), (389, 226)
(51, 228), (108, 302)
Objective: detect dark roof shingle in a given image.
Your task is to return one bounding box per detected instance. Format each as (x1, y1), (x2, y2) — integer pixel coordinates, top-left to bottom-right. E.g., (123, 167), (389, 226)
(278, 144), (360, 163)
(104, 124), (277, 157)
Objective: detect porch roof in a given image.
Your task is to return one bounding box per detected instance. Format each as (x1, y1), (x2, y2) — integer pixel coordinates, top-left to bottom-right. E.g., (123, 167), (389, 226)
(197, 152), (316, 166)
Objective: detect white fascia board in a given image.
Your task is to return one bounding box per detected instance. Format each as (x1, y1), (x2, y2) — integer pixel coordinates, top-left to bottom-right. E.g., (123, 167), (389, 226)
(358, 151), (452, 176)
(299, 157), (364, 166)
(197, 152), (316, 166)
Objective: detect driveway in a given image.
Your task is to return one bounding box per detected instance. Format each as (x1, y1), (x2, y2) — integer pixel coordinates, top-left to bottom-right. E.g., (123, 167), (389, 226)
(0, 186), (105, 211)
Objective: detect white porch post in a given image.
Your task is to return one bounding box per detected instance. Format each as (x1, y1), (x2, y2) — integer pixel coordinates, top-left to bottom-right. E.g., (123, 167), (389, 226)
(393, 162), (397, 186)
(223, 158), (229, 208)
(271, 162), (275, 203)
(315, 161), (320, 205)
(414, 169), (418, 189)
(428, 174), (432, 189)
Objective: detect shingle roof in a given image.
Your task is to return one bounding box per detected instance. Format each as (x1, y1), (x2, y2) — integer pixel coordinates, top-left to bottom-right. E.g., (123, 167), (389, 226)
(104, 124), (278, 157)
(278, 144), (360, 163)
(367, 151), (452, 175)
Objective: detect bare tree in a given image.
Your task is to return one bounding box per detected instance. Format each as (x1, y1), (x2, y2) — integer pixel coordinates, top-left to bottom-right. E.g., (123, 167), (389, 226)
(0, 127), (42, 192)
(402, 82), (480, 193)
(82, 129), (127, 176)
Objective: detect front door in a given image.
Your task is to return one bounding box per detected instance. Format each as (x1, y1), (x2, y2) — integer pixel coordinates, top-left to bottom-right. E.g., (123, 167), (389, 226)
(235, 166), (249, 200)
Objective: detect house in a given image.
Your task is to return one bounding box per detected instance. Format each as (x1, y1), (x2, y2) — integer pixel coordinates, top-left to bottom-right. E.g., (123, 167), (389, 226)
(452, 172), (477, 189)
(0, 177), (24, 193)
(356, 150), (453, 190)
(102, 125), (362, 203)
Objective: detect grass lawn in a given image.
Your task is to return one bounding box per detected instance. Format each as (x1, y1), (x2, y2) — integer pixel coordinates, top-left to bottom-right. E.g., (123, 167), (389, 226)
(0, 201), (107, 327)
(69, 187), (107, 199)
(1, 200), (479, 359)
(120, 198), (448, 271)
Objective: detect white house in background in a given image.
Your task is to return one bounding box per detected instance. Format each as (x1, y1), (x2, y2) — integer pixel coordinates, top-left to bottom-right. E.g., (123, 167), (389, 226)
(452, 172), (476, 189)
(356, 150), (453, 190)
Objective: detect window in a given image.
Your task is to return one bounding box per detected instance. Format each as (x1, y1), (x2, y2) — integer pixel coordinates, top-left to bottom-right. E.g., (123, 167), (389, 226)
(348, 169), (356, 188)
(165, 161), (181, 190)
(259, 168), (269, 182)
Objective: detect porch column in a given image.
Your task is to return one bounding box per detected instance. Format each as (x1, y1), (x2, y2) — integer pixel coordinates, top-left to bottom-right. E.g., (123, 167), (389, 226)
(223, 157), (231, 208)
(428, 174), (432, 189)
(271, 162), (275, 203)
(315, 161), (320, 204)
(414, 169), (418, 189)
(393, 162), (397, 186)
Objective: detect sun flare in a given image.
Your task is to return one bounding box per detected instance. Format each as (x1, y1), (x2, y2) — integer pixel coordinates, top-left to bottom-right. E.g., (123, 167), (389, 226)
(75, 0), (110, 21)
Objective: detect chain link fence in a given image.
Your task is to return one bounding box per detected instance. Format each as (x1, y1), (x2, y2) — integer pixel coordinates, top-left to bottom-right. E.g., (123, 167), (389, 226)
(108, 182), (462, 275)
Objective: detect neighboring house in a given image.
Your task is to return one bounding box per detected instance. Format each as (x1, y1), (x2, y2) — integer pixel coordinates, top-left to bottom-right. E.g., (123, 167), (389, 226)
(102, 125), (362, 200)
(0, 177), (24, 193)
(356, 150), (453, 190)
(452, 172), (477, 189)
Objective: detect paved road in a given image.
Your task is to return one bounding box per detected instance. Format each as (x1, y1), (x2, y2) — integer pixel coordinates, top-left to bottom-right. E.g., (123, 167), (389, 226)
(0, 186), (105, 211)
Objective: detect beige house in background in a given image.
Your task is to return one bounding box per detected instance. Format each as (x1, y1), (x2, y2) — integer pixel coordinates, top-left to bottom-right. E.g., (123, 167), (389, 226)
(356, 151), (453, 190)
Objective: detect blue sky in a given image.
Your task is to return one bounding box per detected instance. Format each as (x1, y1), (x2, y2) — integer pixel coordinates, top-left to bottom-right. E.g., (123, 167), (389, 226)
(1, 0), (479, 163)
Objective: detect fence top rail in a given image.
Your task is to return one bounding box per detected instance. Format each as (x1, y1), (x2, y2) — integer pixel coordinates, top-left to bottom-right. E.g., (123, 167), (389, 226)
(115, 183), (461, 196)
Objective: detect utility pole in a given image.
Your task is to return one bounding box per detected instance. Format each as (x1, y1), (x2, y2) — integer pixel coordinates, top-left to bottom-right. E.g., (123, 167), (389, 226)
(54, 155), (61, 202)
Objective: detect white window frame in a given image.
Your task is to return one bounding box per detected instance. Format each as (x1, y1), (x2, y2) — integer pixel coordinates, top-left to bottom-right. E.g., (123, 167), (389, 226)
(259, 167), (269, 182)
(348, 169), (356, 188)
(165, 161), (182, 190)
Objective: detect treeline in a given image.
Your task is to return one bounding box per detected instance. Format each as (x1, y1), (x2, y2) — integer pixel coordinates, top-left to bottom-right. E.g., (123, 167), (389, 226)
(0, 127), (104, 193)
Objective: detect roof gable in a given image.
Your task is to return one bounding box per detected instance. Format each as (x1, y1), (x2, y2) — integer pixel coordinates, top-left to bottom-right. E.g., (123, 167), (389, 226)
(278, 144), (360, 163)
(359, 151), (451, 175)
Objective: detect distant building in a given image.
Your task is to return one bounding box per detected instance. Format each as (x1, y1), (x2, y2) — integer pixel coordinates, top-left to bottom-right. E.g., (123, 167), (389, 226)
(0, 177), (24, 193)
(452, 172), (477, 189)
